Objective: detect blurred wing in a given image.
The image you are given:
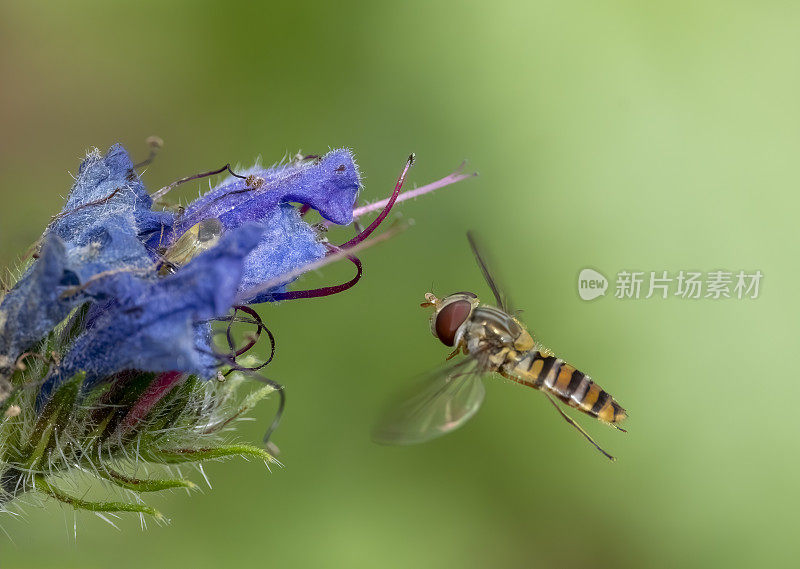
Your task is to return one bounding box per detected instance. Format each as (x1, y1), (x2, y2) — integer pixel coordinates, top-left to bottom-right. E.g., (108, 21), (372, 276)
(372, 358), (487, 446)
(466, 230), (513, 313)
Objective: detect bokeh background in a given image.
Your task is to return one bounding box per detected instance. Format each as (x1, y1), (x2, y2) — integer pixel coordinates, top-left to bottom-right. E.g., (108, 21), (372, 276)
(1, 1), (798, 567)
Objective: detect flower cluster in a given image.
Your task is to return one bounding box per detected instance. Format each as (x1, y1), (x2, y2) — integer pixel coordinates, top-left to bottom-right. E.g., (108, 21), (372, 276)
(0, 143), (472, 523)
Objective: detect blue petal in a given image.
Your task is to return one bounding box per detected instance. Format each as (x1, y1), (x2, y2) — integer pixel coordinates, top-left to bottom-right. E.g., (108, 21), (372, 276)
(55, 144), (171, 241)
(40, 224), (264, 397)
(0, 236), (74, 375)
(0, 145), (170, 374)
(238, 204), (327, 303)
(152, 148), (360, 252)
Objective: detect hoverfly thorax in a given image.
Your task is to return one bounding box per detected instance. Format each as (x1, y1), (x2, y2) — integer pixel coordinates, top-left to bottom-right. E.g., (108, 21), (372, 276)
(423, 291), (479, 347)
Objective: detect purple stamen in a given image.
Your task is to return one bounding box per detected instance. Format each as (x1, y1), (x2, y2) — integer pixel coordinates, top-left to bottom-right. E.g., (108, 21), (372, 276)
(338, 154), (415, 249)
(50, 187), (123, 223)
(233, 156), (473, 305)
(323, 161), (476, 230)
(270, 252), (362, 301)
(151, 163), (247, 203)
(219, 305), (275, 370)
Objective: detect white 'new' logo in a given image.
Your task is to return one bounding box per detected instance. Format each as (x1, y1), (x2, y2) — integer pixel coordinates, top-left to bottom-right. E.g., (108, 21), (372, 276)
(578, 268), (608, 300)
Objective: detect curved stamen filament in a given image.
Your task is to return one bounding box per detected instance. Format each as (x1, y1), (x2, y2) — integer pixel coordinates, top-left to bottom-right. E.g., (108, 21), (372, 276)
(339, 154), (414, 249)
(270, 253), (362, 301)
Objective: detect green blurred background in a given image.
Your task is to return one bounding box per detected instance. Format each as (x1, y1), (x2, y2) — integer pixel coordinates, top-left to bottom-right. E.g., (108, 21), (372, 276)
(1, 1), (798, 567)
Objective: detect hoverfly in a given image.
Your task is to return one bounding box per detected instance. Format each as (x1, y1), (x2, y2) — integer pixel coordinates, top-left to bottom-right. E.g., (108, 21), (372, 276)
(373, 232), (627, 460)
(157, 218), (224, 275)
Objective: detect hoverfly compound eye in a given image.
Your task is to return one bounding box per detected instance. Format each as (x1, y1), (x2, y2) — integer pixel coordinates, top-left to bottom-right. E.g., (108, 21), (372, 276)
(451, 291), (477, 298)
(434, 299), (473, 347)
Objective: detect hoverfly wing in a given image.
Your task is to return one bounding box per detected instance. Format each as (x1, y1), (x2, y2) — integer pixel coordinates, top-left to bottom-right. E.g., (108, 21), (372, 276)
(372, 358), (486, 446)
(466, 230), (513, 313)
(159, 218), (224, 275)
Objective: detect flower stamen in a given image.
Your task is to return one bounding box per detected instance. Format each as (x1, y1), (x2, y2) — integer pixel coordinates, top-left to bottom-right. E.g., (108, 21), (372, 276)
(270, 252), (362, 301)
(339, 153), (415, 249)
(151, 163), (248, 203)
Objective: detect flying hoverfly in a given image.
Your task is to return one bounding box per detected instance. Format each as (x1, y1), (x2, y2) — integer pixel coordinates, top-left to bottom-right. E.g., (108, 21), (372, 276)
(373, 232), (627, 460)
(157, 218), (224, 275)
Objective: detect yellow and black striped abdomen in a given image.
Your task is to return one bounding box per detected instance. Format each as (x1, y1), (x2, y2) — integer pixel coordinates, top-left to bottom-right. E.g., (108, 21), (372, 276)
(505, 350), (627, 425)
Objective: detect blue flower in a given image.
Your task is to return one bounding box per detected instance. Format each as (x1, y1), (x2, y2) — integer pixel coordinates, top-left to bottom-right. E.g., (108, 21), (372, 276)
(39, 224), (265, 400)
(167, 148), (360, 233)
(0, 142), (470, 520)
(0, 145), (164, 382)
(0, 144), (366, 519)
(146, 149), (361, 301)
(0, 145), (362, 395)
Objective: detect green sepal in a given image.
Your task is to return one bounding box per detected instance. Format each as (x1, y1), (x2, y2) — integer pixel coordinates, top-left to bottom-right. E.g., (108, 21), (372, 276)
(15, 372), (84, 467)
(94, 467), (197, 493)
(34, 475), (165, 521)
(146, 444), (278, 466)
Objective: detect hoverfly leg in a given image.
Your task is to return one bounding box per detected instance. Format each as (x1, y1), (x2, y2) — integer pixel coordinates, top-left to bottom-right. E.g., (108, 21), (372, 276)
(544, 393), (616, 462)
(445, 347), (460, 361)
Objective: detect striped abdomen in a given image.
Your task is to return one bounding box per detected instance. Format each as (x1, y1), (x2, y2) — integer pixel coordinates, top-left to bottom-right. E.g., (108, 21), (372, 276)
(502, 351), (627, 425)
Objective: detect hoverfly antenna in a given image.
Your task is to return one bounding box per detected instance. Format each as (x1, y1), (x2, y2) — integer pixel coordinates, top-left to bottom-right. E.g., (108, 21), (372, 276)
(421, 292), (439, 308)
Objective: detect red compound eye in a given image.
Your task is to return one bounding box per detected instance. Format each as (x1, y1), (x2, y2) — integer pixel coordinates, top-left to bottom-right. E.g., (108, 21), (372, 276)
(434, 300), (472, 347)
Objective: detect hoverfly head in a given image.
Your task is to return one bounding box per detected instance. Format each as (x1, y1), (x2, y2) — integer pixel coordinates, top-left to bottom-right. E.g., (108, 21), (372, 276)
(428, 291), (479, 347)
